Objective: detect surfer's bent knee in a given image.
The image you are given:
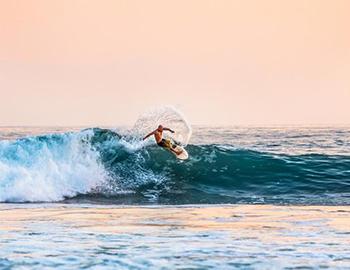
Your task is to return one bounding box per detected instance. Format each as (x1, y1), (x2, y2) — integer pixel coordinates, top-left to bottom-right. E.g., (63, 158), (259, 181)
(157, 139), (169, 149)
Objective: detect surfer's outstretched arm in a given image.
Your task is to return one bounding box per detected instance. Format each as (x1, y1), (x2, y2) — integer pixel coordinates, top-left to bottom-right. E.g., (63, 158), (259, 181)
(143, 130), (155, 140)
(163, 127), (175, 133)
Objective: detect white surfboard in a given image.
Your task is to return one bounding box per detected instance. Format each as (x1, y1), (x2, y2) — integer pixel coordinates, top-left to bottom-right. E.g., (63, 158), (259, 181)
(171, 144), (189, 160)
(164, 138), (188, 160)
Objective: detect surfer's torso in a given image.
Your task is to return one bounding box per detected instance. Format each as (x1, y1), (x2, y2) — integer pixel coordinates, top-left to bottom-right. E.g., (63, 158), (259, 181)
(143, 125), (185, 156)
(153, 130), (163, 144)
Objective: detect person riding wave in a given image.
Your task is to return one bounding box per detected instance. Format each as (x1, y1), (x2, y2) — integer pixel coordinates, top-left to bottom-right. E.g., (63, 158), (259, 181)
(143, 125), (183, 155)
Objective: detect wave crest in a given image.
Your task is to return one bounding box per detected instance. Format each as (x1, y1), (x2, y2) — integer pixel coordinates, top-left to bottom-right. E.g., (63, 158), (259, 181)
(0, 130), (107, 202)
(1, 128), (349, 204)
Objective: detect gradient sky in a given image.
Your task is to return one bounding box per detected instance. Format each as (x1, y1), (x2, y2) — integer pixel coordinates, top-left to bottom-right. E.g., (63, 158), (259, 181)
(0, 0), (349, 126)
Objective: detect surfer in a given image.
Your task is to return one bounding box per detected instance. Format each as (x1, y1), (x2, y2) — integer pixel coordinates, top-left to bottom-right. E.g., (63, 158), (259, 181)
(143, 125), (183, 155)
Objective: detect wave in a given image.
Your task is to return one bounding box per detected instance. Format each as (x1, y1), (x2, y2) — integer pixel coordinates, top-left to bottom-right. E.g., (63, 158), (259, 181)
(0, 128), (350, 204)
(0, 129), (107, 202)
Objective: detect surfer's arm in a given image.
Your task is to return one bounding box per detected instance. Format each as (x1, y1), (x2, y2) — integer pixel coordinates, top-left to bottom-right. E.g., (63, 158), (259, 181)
(163, 127), (175, 133)
(143, 131), (155, 140)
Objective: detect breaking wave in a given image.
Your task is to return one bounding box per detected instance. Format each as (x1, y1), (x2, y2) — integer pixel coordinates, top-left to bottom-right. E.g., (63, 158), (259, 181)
(0, 128), (349, 205)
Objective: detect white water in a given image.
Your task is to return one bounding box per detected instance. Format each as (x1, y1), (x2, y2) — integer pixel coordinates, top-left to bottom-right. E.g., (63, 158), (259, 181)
(0, 130), (107, 202)
(133, 106), (192, 146)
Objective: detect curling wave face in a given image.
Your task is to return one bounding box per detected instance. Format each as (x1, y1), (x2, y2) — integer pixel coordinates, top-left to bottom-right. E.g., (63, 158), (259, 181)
(0, 128), (349, 204)
(0, 129), (108, 202)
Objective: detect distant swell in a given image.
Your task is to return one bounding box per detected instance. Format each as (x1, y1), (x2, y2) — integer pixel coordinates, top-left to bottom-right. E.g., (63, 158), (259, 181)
(1, 128), (350, 205)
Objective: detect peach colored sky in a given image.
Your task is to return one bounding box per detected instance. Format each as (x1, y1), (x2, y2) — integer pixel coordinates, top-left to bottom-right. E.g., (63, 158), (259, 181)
(0, 0), (349, 126)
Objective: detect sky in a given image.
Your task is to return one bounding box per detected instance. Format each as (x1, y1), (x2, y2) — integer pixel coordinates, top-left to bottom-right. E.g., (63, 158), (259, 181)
(0, 0), (349, 126)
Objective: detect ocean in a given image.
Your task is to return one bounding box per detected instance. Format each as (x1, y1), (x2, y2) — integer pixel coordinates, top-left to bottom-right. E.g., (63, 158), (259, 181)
(0, 126), (350, 269)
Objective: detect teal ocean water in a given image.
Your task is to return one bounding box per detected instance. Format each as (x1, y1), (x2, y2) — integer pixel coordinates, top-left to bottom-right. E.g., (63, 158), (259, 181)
(0, 126), (349, 205)
(0, 126), (350, 269)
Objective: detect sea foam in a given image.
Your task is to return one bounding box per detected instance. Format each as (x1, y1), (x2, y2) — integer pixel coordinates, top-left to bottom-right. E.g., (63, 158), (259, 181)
(0, 130), (107, 202)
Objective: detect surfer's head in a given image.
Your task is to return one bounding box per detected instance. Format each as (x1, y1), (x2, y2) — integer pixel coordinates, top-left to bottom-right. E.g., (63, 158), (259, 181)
(157, 125), (163, 131)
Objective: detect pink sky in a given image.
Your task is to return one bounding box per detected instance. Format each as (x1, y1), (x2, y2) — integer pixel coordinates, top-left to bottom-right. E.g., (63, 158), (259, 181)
(0, 0), (349, 126)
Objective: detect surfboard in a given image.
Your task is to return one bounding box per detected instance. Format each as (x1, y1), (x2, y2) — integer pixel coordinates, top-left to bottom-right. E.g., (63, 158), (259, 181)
(166, 139), (189, 160)
(171, 144), (189, 160)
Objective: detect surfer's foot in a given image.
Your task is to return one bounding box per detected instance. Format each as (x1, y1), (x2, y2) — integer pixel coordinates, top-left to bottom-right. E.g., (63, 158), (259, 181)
(175, 149), (183, 155)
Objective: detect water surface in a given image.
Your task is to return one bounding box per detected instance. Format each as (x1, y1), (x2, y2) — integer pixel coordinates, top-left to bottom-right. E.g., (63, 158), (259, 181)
(1, 204), (350, 269)
(0, 126), (349, 269)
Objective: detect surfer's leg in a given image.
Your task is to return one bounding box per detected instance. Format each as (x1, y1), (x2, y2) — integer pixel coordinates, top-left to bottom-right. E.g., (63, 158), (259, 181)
(157, 139), (168, 148)
(170, 148), (183, 155)
(158, 139), (183, 155)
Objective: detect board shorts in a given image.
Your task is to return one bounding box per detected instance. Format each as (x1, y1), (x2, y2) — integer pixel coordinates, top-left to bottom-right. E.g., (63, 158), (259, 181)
(157, 139), (173, 149)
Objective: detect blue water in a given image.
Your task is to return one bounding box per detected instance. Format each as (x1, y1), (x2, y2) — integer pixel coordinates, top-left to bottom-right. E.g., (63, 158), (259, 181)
(0, 126), (349, 205)
(1, 126), (350, 269)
